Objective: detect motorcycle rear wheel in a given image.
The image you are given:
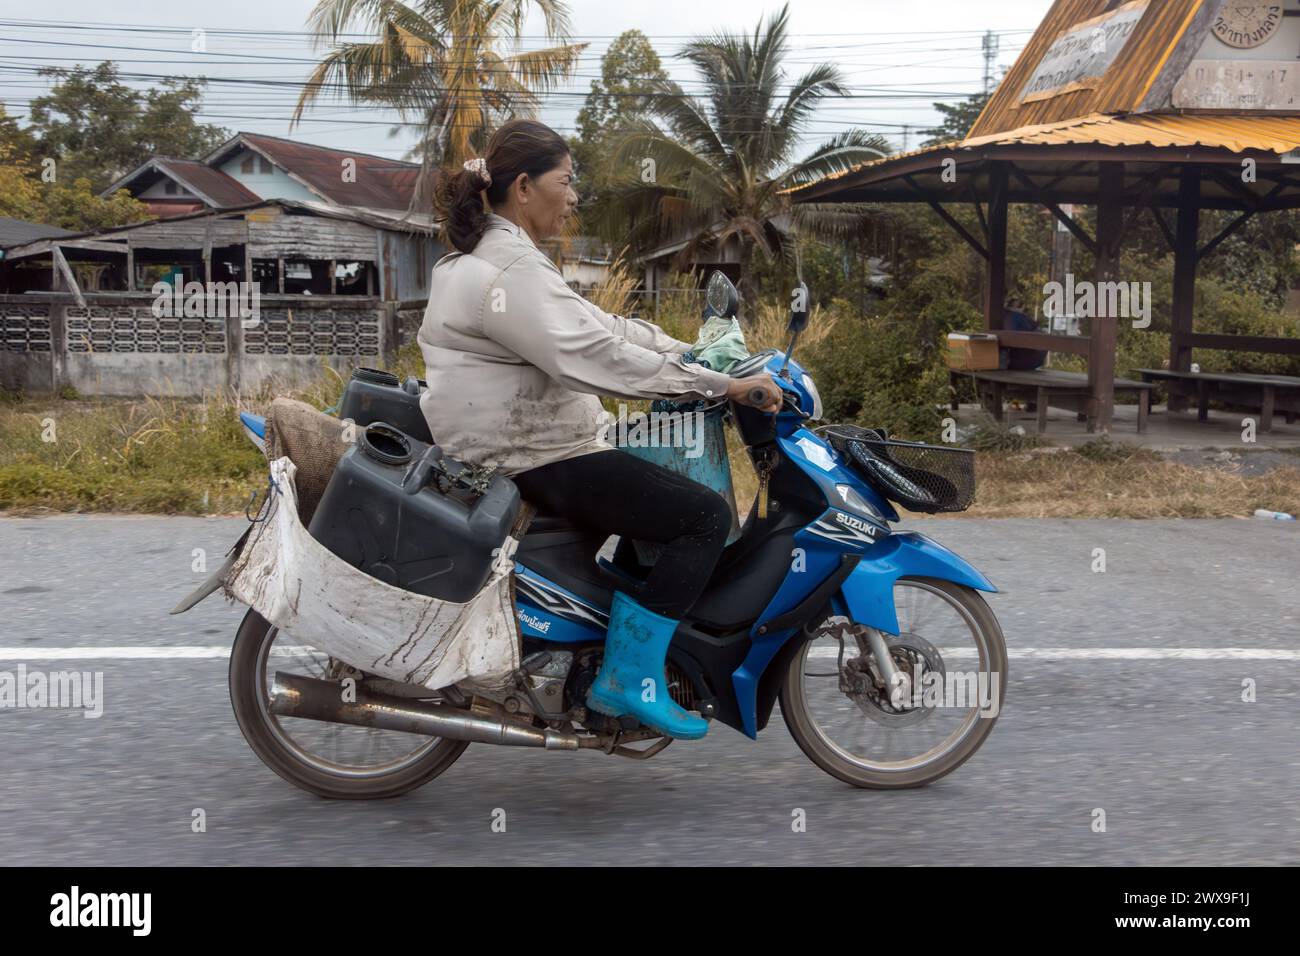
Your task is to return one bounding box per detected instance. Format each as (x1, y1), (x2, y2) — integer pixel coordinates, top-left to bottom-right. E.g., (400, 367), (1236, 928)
(229, 608), (469, 799)
(780, 577), (1007, 790)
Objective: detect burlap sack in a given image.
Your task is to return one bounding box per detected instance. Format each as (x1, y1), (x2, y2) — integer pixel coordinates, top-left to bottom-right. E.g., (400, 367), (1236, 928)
(264, 397), (350, 525)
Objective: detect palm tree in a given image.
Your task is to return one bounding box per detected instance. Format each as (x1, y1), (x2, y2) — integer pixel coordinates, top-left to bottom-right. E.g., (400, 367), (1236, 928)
(293, 0), (586, 190)
(595, 4), (889, 309)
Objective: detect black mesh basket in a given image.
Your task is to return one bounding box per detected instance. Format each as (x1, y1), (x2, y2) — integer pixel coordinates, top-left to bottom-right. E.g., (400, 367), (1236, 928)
(824, 425), (976, 514)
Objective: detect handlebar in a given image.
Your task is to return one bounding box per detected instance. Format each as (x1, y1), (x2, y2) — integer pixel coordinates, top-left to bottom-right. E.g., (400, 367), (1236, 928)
(739, 383), (811, 419)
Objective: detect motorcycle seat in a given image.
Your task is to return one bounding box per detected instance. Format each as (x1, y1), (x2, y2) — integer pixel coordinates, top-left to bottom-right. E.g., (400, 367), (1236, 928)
(515, 512), (805, 633)
(526, 511), (581, 534)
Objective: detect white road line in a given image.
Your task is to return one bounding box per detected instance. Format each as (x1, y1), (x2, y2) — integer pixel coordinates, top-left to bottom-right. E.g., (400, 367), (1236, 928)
(0, 646), (1296, 661)
(0, 646), (313, 661)
(808, 647), (1300, 661)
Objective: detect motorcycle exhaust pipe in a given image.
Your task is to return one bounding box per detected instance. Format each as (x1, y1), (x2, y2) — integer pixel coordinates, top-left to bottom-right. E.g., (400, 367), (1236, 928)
(268, 672), (580, 750)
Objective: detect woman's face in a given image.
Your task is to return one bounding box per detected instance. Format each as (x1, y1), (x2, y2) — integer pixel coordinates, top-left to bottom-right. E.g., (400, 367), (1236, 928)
(518, 153), (578, 240)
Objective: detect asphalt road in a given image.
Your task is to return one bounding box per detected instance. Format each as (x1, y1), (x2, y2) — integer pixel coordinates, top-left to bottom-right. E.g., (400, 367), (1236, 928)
(1, 515), (1297, 866)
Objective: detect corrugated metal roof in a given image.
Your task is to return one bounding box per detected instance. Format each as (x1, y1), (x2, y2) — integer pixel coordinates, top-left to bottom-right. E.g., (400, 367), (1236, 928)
(968, 0), (1206, 138)
(0, 216), (73, 249)
(155, 159), (263, 207)
(0, 199), (436, 262)
(239, 133), (421, 211)
(962, 112), (1300, 152)
(787, 112), (1300, 200)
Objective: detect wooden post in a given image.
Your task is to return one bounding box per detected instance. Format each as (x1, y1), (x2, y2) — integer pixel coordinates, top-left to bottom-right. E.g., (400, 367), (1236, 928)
(52, 247), (87, 310)
(202, 215), (213, 287)
(381, 301), (398, 367)
(1169, 165), (1200, 412)
(277, 257), (285, 294)
(50, 301), (68, 394)
(227, 303), (244, 395)
(1089, 162), (1123, 433)
(983, 162), (1008, 332)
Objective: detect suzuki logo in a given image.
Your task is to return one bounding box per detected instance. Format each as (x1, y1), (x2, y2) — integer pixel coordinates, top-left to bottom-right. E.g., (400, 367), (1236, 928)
(834, 510), (880, 538)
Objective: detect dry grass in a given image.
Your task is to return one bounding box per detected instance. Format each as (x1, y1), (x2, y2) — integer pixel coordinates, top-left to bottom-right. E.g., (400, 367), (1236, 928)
(743, 300), (840, 354)
(0, 392), (265, 514)
(0, 357), (365, 515)
(946, 448), (1300, 519)
(724, 436), (1300, 521)
(585, 248), (639, 318)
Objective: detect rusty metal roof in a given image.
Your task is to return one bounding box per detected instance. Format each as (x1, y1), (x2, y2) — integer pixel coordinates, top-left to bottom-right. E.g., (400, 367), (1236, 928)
(102, 157), (262, 209)
(154, 159), (263, 207)
(235, 133), (422, 211)
(963, 112), (1300, 152)
(968, 0), (1206, 139)
(786, 111), (1300, 206)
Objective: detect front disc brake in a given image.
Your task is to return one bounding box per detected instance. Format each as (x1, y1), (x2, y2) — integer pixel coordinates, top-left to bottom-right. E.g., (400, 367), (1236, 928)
(835, 625), (946, 727)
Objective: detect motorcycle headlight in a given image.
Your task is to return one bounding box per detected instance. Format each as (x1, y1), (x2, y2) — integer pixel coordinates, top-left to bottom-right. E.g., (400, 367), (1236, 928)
(835, 483), (884, 521)
(801, 373), (823, 420)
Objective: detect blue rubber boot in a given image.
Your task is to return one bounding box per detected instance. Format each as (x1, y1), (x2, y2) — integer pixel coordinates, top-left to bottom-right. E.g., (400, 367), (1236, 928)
(586, 591), (709, 740)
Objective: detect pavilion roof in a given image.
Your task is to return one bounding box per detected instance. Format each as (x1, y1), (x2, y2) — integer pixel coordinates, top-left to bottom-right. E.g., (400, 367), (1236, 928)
(787, 112), (1300, 210)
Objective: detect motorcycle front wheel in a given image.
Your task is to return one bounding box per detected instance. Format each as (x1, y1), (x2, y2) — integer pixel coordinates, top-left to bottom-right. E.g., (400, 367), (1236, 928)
(229, 609), (469, 799)
(780, 577), (1007, 790)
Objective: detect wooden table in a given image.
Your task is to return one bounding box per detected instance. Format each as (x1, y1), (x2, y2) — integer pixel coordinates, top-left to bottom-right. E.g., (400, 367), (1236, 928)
(949, 368), (1153, 434)
(1136, 368), (1300, 432)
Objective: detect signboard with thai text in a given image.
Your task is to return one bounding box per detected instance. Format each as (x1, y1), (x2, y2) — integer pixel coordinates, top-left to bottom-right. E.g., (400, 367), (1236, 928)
(1018, 0), (1149, 104)
(1173, 59), (1300, 109)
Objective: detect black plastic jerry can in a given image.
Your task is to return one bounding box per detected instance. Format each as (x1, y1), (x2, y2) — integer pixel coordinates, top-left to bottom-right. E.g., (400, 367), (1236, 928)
(308, 422), (521, 603)
(336, 367), (433, 444)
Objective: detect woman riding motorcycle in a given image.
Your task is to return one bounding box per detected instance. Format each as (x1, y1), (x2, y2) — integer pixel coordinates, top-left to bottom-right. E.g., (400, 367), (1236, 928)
(420, 119), (782, 740)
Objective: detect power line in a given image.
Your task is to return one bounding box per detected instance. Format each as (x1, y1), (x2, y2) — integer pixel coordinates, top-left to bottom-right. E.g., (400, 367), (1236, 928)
(0, 16), (1033, 41)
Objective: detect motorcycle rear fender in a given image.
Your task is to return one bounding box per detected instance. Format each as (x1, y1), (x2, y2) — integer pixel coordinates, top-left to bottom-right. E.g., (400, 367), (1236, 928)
(834, 530), (997, 635)
(169, 527), (250, 615)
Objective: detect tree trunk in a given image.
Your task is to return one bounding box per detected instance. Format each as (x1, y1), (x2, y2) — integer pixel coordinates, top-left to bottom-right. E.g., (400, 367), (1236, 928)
(737, 239), (759, 323)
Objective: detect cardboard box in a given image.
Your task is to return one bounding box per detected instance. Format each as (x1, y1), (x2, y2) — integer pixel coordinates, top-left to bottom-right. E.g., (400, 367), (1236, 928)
(946, 332), (1000, 371)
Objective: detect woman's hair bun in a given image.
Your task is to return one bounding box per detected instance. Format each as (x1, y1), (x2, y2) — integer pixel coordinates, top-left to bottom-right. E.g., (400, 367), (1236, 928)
(433, 119), (571, 254)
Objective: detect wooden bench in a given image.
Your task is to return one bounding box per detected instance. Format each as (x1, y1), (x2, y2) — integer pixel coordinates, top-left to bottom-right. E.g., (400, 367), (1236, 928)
(1136, 368), (1300, 432)
(948, 368), (1153, 434)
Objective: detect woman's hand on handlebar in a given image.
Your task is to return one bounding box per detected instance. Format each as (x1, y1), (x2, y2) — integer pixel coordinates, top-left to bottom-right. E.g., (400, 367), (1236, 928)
(727, 375), (784, 413)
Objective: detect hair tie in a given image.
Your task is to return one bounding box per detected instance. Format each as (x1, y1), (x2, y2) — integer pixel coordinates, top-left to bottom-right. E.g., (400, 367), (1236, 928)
(462, 157), (491, 188)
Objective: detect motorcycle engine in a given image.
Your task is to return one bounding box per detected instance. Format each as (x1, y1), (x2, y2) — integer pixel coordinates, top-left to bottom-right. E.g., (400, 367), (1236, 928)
(488, 645), (702, 728)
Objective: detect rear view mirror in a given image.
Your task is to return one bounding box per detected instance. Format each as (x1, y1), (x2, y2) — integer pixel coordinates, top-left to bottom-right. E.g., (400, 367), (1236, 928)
(704, 271), (739, 319)
(788, 282), (810, 333)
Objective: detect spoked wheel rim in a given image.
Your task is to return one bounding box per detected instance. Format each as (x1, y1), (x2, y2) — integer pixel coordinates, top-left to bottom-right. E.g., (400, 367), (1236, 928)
(253, 625), (445, 778)
(797, 579), (1000, 776)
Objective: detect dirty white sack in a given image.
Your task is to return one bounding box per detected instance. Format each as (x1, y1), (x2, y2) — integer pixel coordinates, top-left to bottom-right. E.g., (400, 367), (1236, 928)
(225, 456), (522, 692)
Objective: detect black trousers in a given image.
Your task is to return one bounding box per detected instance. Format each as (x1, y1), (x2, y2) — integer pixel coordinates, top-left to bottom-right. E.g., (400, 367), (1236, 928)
(512, 449), (731, 619)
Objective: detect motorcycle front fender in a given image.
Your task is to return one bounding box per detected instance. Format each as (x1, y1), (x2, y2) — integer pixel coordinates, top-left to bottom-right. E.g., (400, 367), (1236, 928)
(835, 530), (997, 635)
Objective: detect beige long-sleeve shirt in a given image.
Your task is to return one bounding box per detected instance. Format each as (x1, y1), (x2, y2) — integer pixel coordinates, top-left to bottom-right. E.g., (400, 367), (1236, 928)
(417, 214), (733, 475)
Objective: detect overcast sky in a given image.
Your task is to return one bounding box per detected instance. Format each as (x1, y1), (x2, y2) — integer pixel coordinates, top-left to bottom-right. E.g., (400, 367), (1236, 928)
(0, 0), (1054, 160)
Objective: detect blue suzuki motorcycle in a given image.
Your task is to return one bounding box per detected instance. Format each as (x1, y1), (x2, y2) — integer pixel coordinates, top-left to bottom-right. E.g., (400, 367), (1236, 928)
(199, 272), (1006, 798)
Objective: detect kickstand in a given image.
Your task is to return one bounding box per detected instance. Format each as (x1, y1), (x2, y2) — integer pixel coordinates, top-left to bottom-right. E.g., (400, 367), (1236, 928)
(612, 736), (674, 760)
(602, 729), (621, 755)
